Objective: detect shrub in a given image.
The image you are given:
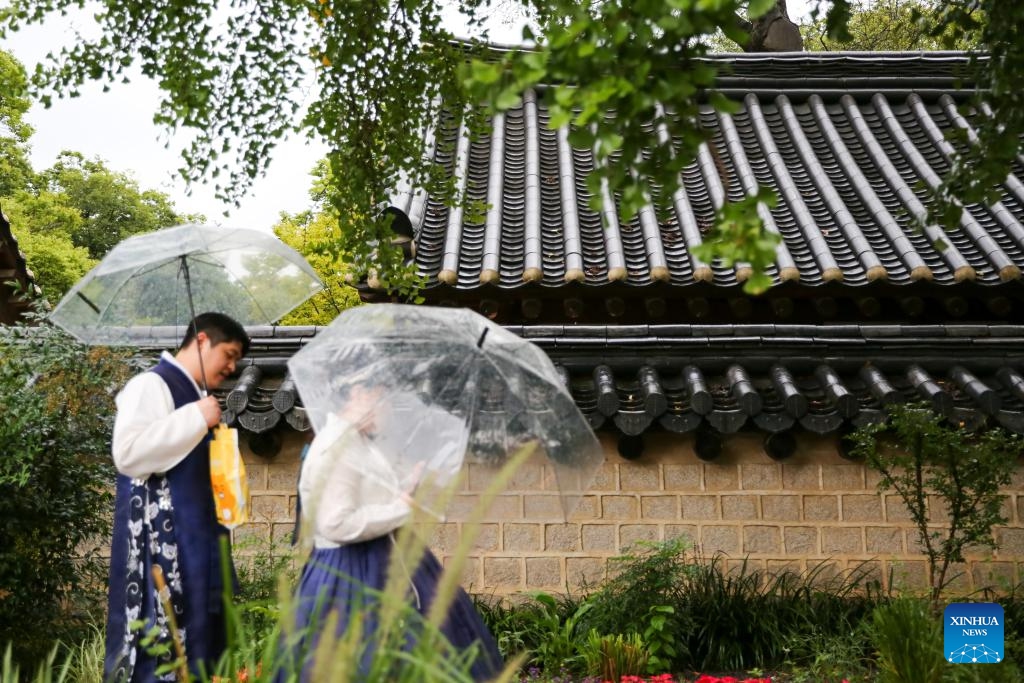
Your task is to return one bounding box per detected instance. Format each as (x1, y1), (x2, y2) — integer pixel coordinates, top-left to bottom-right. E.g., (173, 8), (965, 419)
(848, 403), (1020, 606)
(0, 316), (137, 667)
(579, 538), (694, 668)
(868, 596), (1024, 683)
(232, 534), (298, 657)
(582, 542), (880, 674)
(993, 581), (1024, 673)
(678, 555), (807, 672)
(490, 539), (873, 676)
(477, 591), (594, 676)
(474, 596), (535, 662)
(782, 625), (874, 682)
(522, 592), (591, 675)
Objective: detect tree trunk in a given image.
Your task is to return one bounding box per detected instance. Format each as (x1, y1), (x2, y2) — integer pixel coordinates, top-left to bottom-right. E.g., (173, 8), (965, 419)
(736, 0), (804, 52)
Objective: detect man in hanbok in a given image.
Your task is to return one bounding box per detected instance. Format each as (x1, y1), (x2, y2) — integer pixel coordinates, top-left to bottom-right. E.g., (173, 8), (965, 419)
(103, 312), (249, 682)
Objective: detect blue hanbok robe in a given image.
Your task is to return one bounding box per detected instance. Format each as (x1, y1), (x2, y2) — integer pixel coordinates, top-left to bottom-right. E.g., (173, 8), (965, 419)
(281, 414), (503, 682)
(104, 359), (235, 682)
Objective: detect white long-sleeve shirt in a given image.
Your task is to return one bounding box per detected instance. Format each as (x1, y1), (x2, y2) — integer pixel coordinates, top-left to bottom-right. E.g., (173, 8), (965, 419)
(300, 413), (412, 547)
(112, 351), (209, 479)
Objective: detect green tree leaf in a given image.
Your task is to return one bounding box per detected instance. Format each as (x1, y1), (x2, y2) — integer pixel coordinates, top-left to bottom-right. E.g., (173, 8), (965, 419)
(1, 1), (1018, 291)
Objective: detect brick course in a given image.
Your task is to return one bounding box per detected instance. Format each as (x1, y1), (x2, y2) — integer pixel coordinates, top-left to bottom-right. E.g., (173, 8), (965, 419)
(237, 431), (1024, 598)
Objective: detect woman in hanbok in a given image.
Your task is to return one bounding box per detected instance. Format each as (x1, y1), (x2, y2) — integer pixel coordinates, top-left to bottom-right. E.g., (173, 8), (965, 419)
(282, 383), (503, 681)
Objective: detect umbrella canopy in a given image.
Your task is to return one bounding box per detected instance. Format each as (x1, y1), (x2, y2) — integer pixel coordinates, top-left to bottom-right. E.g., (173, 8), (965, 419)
(287, 303), (604, 520)
(49, 223), (323, 346)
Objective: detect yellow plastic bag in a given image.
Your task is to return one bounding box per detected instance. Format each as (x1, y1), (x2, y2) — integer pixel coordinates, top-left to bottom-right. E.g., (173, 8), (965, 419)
(209, 423), (249, 528)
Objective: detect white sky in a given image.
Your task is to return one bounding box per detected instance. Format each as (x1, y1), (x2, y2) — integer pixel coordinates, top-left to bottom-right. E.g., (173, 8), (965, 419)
(3, 0), (812, 233)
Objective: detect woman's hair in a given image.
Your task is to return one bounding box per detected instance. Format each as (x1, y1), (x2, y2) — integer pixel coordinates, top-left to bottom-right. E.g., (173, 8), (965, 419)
(180, 312), (251, 356)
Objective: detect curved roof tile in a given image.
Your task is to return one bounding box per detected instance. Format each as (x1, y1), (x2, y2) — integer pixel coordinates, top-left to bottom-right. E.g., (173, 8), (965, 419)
(393, 54), (1024, 293)
(0, 206), (38, 324)
(190, 323), (1024, 446)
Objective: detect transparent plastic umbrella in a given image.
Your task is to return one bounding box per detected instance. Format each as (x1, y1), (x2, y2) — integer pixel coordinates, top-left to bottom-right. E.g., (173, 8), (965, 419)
(49, 223), (324, 348)
(286, 303), (604, 520)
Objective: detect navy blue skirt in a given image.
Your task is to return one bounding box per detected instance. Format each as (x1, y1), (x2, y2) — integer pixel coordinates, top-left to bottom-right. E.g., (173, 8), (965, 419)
(283, 535), (502, 681)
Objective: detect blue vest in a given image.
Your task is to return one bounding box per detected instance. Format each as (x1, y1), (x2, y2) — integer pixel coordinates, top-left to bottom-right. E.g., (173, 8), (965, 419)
(104, 359), (234, 682)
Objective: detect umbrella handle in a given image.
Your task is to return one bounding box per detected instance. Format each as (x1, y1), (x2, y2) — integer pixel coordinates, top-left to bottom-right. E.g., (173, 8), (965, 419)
(179, 256), (209, 395)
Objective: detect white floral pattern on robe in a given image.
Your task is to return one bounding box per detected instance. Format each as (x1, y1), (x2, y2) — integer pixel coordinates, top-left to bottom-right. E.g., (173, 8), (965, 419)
(116, 475), (186, 682)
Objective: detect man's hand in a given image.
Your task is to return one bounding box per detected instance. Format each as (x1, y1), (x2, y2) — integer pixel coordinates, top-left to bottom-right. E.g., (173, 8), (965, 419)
(197, 395), (223, 428)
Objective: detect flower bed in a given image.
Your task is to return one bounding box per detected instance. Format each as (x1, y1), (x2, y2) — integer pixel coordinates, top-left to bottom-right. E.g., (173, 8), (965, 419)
(518, 672), (840, 683)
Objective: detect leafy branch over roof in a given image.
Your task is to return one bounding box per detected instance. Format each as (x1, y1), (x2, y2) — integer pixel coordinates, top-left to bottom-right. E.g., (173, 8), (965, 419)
(2, 0), (1020, 295)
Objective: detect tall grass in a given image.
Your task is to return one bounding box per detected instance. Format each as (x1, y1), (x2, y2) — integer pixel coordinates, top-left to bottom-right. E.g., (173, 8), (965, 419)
(682, 556), (878, 672)
(0, 625), (106, 683)
(59, 628), (104, 683)
(4, 447), (534, 683)
(869, 597), (944, 683)
(570, 542), (883, 675)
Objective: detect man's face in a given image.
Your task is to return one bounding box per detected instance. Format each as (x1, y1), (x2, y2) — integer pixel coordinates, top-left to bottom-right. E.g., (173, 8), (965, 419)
(199, 333), (244, 390)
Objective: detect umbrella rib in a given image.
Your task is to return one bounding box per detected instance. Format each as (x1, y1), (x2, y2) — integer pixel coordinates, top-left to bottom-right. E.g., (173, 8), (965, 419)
(127, 258), (190, 279)
(217, 265), (276, 323)
(425, 351), (482, 414)
(84, 264), (170, 332)
(75, 291), (101, 315)
(179, 256), (208, 395)
(177, 250), (279, 323)
(83, 256), (221, 333)
(188, 254), (230, 268)
(123, 254), (226, 279)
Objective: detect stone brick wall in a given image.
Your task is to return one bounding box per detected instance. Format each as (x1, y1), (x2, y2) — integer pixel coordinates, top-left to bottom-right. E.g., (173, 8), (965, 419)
(238, 430), (1024, 597)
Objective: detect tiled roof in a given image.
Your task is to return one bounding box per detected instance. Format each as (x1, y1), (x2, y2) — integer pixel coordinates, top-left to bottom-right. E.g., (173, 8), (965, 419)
(172, 323), (1024, 448)
(386, 53), (1024, 302)
(16, 53), (1023, 453)
(217, 54), (1024, 446)
(0, 206), (36, 324)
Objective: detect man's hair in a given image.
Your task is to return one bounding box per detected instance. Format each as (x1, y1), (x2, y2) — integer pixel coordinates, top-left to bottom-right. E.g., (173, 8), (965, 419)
(180, 312), (250, 356)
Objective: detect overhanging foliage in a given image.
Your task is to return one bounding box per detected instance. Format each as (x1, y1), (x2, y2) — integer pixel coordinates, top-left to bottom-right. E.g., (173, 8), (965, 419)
(1, 0), (1019, 296)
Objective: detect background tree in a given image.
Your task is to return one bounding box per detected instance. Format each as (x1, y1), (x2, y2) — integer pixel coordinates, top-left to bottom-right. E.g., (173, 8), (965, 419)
(3, 152), (193, 303)
(37, 150), (196, 259)
(1, 49), (199, 305)
(3, 226), (93, 303)
(1, 0), (1018, 292)
(268, 159), (367, 325)
(802, 0), (980, 52)
(273, 210), (363, 326)
(0, 49), (33, 198)
(735, 0), (803, 52)
(922, 1), (1022, 228)
(3, 184), (95, 305)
